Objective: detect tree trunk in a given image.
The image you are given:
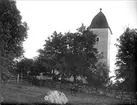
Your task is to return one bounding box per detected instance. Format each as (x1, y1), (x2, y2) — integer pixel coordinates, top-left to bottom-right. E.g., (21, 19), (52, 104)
(0, 55), (2, 84)
(0, 65), (3, 84)
(73, 74), (76, 83)
(0, 66), (2, 84)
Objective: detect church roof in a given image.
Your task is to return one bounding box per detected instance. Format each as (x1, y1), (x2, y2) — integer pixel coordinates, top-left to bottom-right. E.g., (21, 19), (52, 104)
(89, 8), (112, 34)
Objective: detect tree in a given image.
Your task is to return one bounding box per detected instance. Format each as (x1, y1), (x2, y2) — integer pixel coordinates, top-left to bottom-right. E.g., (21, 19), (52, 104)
(38, 24), (98, 83)
(15, 58), (34, 77)
(86, 58), (110, 88)
(115, 28), (137, 92)
(0, 0), (28, 83)
(32, 57), (52, 76)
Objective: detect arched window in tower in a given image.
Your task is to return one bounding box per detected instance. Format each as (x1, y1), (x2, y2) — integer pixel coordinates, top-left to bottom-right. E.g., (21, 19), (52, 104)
(96, 37), (99, 43)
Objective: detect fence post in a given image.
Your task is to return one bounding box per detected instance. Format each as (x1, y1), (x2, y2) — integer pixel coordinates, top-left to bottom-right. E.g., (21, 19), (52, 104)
(21, 73), (23, 84)
(17, 74), (19, 83)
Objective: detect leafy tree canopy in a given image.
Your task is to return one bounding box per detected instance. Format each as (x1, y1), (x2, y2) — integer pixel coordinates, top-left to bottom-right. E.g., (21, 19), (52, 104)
(115, 28), (137, 92)
(15, 58), (34, 76)
(0, 0), (28, 83)
(37, 24), (109, 85)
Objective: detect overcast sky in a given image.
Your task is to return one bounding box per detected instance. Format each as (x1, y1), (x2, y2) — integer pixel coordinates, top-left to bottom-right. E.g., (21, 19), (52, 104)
(16, 0), (137, 77)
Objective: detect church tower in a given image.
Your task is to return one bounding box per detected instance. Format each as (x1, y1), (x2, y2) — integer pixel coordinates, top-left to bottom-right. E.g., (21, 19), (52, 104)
(89, 8), (112, 68)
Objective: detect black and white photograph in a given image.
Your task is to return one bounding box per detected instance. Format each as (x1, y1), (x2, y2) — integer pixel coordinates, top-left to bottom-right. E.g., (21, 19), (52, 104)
(0, 0), (137, 105)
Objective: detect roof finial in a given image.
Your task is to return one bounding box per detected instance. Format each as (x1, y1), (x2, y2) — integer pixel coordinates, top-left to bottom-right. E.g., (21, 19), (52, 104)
(100, 8), (102, 12)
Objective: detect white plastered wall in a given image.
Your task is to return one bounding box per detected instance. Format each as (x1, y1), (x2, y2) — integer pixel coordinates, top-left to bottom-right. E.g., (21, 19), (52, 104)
(90, 28), (111, 68)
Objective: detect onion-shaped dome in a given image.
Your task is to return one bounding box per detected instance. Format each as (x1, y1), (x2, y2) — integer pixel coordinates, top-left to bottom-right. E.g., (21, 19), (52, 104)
(89, 8), (112, 34)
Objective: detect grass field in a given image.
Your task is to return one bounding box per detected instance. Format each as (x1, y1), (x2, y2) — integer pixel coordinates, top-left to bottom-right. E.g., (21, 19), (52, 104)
(0, 83), (135, 105)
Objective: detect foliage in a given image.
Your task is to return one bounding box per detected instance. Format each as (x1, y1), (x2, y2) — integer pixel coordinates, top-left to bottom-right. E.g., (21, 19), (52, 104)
(38, 24), (98, 82)
(0, 0), (28, 82)
(86, 60), (110, 88)
(15, 58), (34, 76)
(33, 57), (53, 76)
(115, 28), (137, 92)
(37, 24), (110, 85)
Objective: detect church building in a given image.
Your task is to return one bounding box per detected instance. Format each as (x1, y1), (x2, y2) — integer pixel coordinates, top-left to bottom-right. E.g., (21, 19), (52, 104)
(88, 8), (112, 68)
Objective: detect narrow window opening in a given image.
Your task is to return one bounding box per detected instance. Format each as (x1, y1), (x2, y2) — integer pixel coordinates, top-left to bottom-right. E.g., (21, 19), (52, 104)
(96, 37), (99, 43)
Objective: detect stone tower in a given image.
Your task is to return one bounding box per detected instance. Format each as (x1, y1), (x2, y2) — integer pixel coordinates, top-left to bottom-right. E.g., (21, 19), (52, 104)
(89, 8), (112, 68)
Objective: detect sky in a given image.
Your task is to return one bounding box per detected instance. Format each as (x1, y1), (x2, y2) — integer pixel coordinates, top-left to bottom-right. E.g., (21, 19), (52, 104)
(16, 0), (137, 77)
